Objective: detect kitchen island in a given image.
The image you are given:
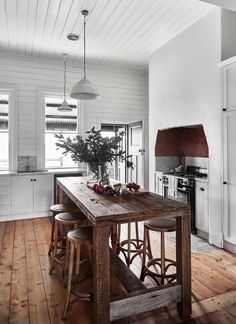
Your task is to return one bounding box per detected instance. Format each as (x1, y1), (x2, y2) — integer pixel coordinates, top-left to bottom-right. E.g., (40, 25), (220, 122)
(56, 177), (192, 323)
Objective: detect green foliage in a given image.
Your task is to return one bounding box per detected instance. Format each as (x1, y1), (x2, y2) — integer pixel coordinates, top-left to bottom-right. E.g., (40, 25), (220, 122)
(55, 127), (132, 166)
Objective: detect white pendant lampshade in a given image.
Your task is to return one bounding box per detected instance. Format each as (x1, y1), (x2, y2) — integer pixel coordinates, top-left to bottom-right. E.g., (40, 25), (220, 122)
(70, 10), (100, 100)
(58, 99), (71, 111)
(58, 53), (72, 111)
(70, 77), (100, 100)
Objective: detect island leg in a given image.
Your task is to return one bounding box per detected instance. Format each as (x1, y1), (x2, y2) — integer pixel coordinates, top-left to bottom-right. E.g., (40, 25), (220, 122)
(176, 212), (192, 319)
(93, 225), (110, 324)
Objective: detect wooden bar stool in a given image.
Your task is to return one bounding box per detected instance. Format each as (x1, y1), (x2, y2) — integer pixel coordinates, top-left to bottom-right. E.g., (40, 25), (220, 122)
(62, 227), (93, 320)
(140, 217), (177, 286)
(49, 211), (89, 281)
(116, 222), (144, 267)
(48, 203), (77, 255)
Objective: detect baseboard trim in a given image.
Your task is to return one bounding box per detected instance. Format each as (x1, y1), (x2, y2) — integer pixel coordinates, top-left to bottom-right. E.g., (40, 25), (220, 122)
(197, 229), (209, 241)
(224, 240), (236, 255)
(0, 212), (50, 222)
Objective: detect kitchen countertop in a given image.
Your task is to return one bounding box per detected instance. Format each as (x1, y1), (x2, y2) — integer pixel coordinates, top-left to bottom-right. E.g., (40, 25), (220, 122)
(0, 168), (87, 176)
(194, 177), (208, 183)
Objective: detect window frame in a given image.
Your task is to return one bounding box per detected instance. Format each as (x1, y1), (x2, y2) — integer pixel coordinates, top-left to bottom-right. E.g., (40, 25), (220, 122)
(37, 89), (83, 170)
(0, 86), (17, 171)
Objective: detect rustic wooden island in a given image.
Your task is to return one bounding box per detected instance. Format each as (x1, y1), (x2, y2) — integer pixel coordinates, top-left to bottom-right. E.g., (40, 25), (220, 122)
(56, 177), (192, 323)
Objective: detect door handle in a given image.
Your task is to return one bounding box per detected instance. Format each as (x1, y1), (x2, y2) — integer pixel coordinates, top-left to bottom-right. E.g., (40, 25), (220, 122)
(30, 179), (33, 181)
(200, 187), (205, 191)
(223, 181), (227, 185)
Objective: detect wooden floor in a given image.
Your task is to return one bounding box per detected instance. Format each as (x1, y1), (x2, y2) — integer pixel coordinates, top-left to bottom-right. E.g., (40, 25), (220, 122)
(1, 217), (236, 323)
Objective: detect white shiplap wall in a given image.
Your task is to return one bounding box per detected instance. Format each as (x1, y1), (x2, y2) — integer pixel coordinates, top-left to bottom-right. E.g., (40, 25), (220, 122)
(0, 53), (148, 159)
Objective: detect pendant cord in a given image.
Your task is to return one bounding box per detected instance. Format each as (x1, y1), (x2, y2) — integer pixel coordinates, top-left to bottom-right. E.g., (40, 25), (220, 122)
(64, 59), (67, 101)
(83, 14), (86, 79)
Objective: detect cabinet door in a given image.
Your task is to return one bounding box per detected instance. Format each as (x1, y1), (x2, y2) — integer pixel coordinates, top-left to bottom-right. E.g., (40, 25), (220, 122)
(154, 172), (163, 196)
(33, 174), (53, 213)
(12, 176), (34, 214)
(0, 176), (12, 216)
(195, 181), (209, 233)
(223, 111), (236, 243)
(224, 65), (236, 111)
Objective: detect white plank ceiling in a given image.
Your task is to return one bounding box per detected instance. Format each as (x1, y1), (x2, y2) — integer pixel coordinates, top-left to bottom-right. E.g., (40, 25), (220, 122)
(0, 0), (214, 70)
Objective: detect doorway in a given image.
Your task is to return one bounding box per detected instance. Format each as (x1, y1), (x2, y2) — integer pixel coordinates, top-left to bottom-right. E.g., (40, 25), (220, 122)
(101, 121), (145, 187)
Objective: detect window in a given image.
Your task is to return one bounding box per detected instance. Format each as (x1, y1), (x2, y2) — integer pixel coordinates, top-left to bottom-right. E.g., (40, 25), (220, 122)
(45, 97), (79, 169)
(0, 94), (9, 170)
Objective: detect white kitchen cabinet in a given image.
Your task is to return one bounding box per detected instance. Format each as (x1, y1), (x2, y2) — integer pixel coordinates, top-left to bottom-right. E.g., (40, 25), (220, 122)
(12, 174), (53, 216)
(223, 62), (236, 111)
(222, 58), (236, 246)
(154, 171), (164, 196)
(195, 179), (209, 236)
(0, 176), (12, 217)
(222, 110), (236, 244)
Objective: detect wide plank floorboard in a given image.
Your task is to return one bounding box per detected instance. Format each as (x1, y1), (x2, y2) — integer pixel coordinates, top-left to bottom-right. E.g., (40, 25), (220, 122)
(0, 217), (236, 323)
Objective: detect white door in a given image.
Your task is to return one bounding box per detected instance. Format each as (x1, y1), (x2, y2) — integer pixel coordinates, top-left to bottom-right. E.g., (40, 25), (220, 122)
(33, 174), (53, 213)
(223, 111), (236, 243)
(128, 121), (145, 187)
(12, 175), (34, 214)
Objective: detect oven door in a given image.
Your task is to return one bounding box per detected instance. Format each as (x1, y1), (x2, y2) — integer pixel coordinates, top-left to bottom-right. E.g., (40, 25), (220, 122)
(177, 188), (190, 205)
(178, 187), (196, 234)
(163, 185), (190, 204)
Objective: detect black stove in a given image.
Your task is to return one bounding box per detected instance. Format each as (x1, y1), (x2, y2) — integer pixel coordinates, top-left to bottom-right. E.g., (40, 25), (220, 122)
(163, 166), (207, 180)
(162, 166), (208, 234)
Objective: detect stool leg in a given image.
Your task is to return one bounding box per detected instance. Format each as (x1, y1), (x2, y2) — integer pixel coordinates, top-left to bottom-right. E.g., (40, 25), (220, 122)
(140, 226), (148, 281)
(111, 224), (118, 253)
(127, 222), (131, 268)
(135, 222), (140, 248)
(48, 212), (56, 255)
(63, 236), (70, 287)
(49, 221), (59, 274)
(160, 232), (165, 285)
(146, 228), (153, 260)
(62, 241), (74, 320)
(75, 243), (81, 275)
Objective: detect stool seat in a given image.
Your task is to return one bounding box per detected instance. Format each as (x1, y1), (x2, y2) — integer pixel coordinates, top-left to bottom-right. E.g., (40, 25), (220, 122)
(145, 217), (176, 232)
(68, 228), (93, 244)
(55, 211), (87, 224)
(50, 203), (76, 213)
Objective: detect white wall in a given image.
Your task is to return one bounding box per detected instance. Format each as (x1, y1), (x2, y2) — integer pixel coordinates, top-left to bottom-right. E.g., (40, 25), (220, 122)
(149, 8), (223, 246)
(0, 53), (148, 185)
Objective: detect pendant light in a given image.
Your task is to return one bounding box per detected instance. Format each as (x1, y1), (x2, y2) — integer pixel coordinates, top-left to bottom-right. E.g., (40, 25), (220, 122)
(58, 53), (72, 111)
(70, 10), (100, 100)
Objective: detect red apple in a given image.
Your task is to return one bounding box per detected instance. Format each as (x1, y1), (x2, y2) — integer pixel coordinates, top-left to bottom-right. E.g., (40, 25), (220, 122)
(96, 184), (105, 193)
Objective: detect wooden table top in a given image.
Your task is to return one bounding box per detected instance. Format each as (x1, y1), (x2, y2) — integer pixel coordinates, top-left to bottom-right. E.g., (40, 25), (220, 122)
(56, 177), (191, 225)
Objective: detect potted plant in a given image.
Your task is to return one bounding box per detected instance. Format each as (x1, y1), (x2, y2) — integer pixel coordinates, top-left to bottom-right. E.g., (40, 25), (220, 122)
(55, 127), (132, 184)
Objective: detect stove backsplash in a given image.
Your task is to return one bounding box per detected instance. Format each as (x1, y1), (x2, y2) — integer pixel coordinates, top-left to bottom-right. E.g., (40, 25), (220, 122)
(185, 157), (208, 169)
(156, 156), (208, 172)
(156, 156), (179, 172)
